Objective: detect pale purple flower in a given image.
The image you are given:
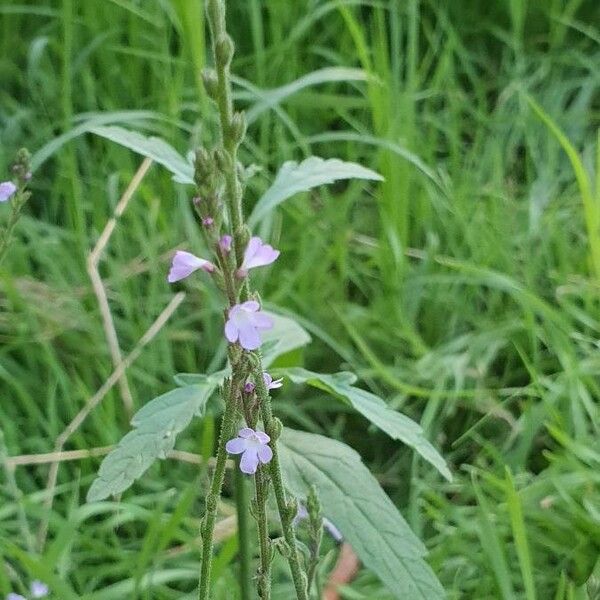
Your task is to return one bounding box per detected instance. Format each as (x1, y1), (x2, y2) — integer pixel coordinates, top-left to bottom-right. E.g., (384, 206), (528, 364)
(224, 300), (273, 350)
(0, 181), (17, 203)
(263, 372), (283, 390)
(237, 237), (279, 277)
(7, 594), (26, 600)
(293, 504), (343, 542)
(202, 216), (213, 227)
(244, 381), (256, 393)
(226, 427), (273, 474)
(167, 250), (215, 283)
(30, 581), (49, 598)
(219, 234), (232, 253)
(192, 195), (202, 206)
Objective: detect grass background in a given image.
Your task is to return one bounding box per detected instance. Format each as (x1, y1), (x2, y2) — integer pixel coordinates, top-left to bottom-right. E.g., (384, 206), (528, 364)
(1, 0), (599, 598)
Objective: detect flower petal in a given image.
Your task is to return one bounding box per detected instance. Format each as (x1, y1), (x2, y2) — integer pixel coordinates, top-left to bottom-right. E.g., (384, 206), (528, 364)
(0, 181), (17, 203)
(226, 437), (247, 454)
(324, 518), (343, 542)
(240, 448), (260, 474)
(238, 427), (255, 439)
(168, 251), (213, 283)
(241, 237), (280, 270)
(7, 594), (27, 600)
(30, 581), (49, 598)
(224, 319), (239, 343)
(257, 444), (273, 464)
(238, 321), (261, 350)
(254, 430), (270, 444)
(250, 312), (273, 330)
(240, 300), (260, 312)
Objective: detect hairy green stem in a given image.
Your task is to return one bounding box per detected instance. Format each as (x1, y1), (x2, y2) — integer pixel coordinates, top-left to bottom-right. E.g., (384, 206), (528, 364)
(0, 191), (29, 266)
(254, 362), (308, 600)
(198, 377), (239, 600)
(234, 467), (253, 600)
(254, 469), (271, 599)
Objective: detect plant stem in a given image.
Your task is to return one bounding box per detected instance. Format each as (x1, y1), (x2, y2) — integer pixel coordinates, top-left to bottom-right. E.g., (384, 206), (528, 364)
(254, 362), (308, 600)
(234, 466), (253, 600)
(254, 468), (271, 599)
(198, 377), (239, 600)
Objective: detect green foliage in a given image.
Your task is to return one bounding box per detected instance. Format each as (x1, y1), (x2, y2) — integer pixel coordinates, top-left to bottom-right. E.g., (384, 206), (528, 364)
(248, 156), (383, 225)
(1, 0), (599, 597)
(87, 380), (218, 501)
(90, 125), (194, 184)
(279, 428), (445, 599)
(283, 368), (451, 480)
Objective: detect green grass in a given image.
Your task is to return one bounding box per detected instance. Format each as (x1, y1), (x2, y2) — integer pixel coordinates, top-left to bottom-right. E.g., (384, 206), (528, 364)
(1, 0), (599, 597)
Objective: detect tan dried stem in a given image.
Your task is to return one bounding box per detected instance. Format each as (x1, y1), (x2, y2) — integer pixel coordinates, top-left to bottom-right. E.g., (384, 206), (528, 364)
(37, 291), (185, 549)
(87, 157), (153, 417)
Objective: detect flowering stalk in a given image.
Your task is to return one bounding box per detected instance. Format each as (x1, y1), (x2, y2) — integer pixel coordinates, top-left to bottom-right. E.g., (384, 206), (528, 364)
(0, 149), (32, 266)
(181, 2), (310, 599)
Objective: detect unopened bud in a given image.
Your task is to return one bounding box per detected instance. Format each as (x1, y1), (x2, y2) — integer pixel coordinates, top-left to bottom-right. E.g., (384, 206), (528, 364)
(268, 417), (283, 441)
(216, 34), (234, 67)
(229, 111), (247, 145)
(213, 148), (232, 173)
(201, 68), (219, 99)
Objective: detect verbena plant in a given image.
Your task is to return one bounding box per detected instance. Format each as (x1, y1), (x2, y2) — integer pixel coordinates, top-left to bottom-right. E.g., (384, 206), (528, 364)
(86, 1), (450, 598)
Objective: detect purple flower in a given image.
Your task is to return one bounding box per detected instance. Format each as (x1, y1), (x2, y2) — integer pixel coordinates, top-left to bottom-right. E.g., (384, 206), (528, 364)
(30, 581), (49, 598)
(237, 237), (279, 277)
(263, 372), (283, 390)
(167, 250), (215, 283)
(7, 594), (26, 600)
(202, 216), (214, 227)
(293, 504), (343, 542)
(224, 300), (273, 350)
(226, 427), (273, 474)
(219, 234), (232, 253)
(0, 181), (17, 203)
(244, 381), (256, 394)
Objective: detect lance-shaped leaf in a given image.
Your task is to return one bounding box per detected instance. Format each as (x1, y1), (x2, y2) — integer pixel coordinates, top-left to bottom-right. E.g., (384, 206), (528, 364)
(282, 368), (451, 481)
(279, 428), (445, 599)
(90, 125), (194, 184)
(248, 156), (383, 226)
(87, 378), (217, 502)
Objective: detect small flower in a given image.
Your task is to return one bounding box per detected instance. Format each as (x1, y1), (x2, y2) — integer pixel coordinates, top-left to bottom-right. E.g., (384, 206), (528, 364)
(202, 216), (214, 227)
(30, 581), (49, 598)
(263, 372), (283, 390)
(219, 234), (232, 253)
(192, 195), (202, 206)
(224, 300), (273, 350)
(237, 237), (279, 277)
(167, 250), (215, 283)
(226, 427), (273, 474)
(7, 594), (27, 600)
(244, 381), (256, 394)
(0, 181), (17, 203)
(293, 504), (343, 542)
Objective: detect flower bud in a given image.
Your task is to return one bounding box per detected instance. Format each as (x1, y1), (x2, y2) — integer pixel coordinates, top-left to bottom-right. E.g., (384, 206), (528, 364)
(267, 417), (283, 441)
(244, 381), (255, 394)
(202, 216), (214, 227)
(286, 497), (298, 521)
(201, 68), (219, 99)
(216, 34), (234, 67)
(229, 111), (247, 145)
(213, 148), (232, 173)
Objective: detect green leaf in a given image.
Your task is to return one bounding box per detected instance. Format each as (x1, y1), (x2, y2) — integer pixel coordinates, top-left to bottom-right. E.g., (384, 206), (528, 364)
(279, 428), (445, 600)
(89, 125), (194, 184)
(282, 368), (451, 481)
(248, 156), (383, 226)
(87, 380), (217, 502)
(259, 311), (311, 367)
